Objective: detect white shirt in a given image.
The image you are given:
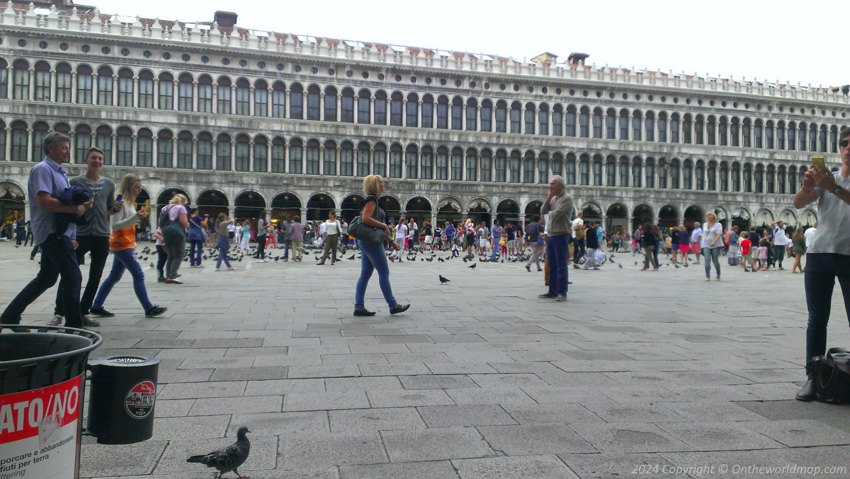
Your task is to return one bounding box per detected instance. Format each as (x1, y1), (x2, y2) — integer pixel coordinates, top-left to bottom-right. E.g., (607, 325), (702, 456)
(324, 220), (340, 235)
(395, 223), (408, 239)
(690, 227), (702, 244)
(804, 227), (818, 250)
(700, 222), (723, 249)
(772, 226), (789, 246)
(571, 218), (583, 238)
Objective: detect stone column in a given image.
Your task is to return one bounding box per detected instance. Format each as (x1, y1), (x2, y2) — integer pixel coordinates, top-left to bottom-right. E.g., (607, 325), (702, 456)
(3, 127), (10, 162)
(370, 96), (375, 124)
(91, 72), (98, 105)
(319, 93), (325, 121)
(212, 84), (218, 113)
(153, 78), (159, 108)
(249, 87), (255, 116)
(112, 74), (118, 106)
(27, 68), (34, 100)
(131, 134), (138, 166)
(71, 72), (77, 103)
(151, 136), (158, 167)
(192, 139), (198, 169)
(132, 76), (139, 107)
(50, 68), (56, 102)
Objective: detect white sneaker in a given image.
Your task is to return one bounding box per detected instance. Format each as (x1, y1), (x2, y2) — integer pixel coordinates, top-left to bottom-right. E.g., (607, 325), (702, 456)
(48, 314), (63, 326)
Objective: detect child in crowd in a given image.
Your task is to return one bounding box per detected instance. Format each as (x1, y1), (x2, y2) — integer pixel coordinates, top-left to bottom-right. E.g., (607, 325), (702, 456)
(451, 241), (460, 258)
(154, 228), (167, 282)
(739, 232), (753, 272)
(756, 238), (769, 271)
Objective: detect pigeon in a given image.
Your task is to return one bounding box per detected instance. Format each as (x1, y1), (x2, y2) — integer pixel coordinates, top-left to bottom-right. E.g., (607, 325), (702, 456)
(618, 263), (623, 269)
(438, 258), (444, 262)
(468, 263), (476, 269)
(439, 275), (450, 284)
(187, 426), (251, 479)
(348, 254), (355, 260)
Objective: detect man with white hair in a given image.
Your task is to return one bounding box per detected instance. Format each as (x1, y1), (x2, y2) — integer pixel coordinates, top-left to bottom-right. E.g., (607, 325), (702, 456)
(540, 175), (573, 302)
(690, 222), (703, 264)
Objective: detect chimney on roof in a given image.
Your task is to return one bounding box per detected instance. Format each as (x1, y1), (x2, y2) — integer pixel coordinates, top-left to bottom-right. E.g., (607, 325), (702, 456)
(567, 52), (589, 67)
(214, 11), (238, 28)
(531, 52), (558, 66)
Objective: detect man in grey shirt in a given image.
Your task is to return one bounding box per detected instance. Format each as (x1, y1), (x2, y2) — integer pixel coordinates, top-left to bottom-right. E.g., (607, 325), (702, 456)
(50, 147), (119, 326)
(540, 175), (574, 302)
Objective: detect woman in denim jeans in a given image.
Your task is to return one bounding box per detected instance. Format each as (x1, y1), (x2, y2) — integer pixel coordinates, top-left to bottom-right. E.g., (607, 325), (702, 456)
(353, 175), (410, 317)
(700, 212), (724, 281)
(91, 174), (167, 318)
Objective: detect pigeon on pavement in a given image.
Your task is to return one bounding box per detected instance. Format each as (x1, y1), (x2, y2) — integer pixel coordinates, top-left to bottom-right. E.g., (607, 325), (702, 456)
(439, 275), (450, 284)
(468, 263), (476, 269)
(187, 426), (251, 479)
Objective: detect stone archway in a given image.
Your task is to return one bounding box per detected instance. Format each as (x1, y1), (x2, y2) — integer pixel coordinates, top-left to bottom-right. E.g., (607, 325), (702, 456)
(468, 198), (492, 226)
(437, 197), (462, 226)
(632, 204), (653, 230)
(496, 199), (519, 226)
(378, 196), (401, 224)
(340, 194), (364, 223)
(731, 207), (751, 231)
(683, 205), (703, 228)
(714, 206), (729, 231)
(156, 187), (190, 212)
(525, 201), (542, 218)
(234, 191), (266, 220)
(197, 189), (230, 219)
(754, 208), (774, 229)
(582, 202), (602, 227)
(779, 209), (798, 227)
(405, 196), (432, 225)
(271, 192), (301, 222)
(801, 209), (817, 227)
(605, 203), (628, 233)
(0, 181), (26, 239)
(306, 193), (336, 222)
(658, 204), (678, 229)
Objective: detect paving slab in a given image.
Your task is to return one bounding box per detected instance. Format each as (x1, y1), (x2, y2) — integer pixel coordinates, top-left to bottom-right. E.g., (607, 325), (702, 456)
(453, 455), (578, 479)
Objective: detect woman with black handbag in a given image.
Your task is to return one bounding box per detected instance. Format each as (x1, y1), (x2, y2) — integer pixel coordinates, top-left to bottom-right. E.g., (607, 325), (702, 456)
(353, 175), (410, 317)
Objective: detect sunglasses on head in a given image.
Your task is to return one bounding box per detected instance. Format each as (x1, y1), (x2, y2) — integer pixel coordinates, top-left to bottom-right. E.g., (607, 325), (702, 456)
(840, 139), (850, 149)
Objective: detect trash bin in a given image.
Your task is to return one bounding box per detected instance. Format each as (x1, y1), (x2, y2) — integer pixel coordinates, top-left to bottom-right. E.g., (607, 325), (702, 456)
(86, 356), (159, 444)
(0, 324), (102, 479)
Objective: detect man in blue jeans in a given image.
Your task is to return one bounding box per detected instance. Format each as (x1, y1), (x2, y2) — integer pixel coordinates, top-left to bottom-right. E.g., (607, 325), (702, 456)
(540, 175), (574, 302)
(0, 133), (94, 328)
(489, 219), (502, 262)
(794, 127), (850, 401)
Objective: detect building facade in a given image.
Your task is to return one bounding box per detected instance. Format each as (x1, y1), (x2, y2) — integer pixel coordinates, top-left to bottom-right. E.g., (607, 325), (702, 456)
(0, 1), (847, 232)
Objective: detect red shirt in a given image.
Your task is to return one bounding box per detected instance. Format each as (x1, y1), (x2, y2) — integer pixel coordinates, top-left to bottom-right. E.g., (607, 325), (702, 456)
(740, 238), (752, 255)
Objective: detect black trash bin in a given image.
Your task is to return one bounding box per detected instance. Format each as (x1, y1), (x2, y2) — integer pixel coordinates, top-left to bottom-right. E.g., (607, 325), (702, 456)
(87, 356), (159, 444)
(0, 324), (101, 479)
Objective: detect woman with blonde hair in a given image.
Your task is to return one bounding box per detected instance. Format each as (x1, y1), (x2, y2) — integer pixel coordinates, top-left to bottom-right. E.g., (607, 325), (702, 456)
(790, 226), (806, 273)
(160, 193), (189, 283)
(91, 174), (167, 317)
(700, 212), (724, 281)
(354, 175), (409, 316)
(463, 218), (476, 259)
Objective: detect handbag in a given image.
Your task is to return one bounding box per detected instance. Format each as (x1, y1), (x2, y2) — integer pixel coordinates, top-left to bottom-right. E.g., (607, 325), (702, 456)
(348, 216), (385, 245)
(813, 347), (850, 404)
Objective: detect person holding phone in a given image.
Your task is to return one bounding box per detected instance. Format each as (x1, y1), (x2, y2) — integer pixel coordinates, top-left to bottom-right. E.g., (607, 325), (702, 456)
(793, 127), (850, 401)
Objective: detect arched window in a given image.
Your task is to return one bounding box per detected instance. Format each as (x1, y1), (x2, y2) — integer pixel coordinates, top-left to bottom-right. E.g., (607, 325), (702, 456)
(742, 118), (752, 147)
(451, 97), (464, 130)
(510, 101), (522, 134)
(567, 153), (577, 185)
(765, 120), (774, 149)
(619, 109), (629, 140)
(0, 59), (7, 99)
(11, 120), (28, 161)
(34, 61), (50, 101)
(217, 77), (232, 114)
(694, 115), (704, 144)
(777, 165), (786, 194)
(254, 136), (268, 172)
(116, 126), (133, 166)
(798, 122), (807, 151)
(657, 158), (668, 189)
(538, 103), (549, 136)
(56, 63), (72, 103)
(605, 155), (615, 186)
(197, 132), (212, 170)
(619, 156), (629, 186)
(707, 161), (717, 191)
(323, 140), (337, 175)
(288, 138), (303, 174)
(324, 86), (337, 122)
(579, 107), (590, 137)
(451, 147), (463, 181)
(631, 111), (643, 141)
(74, 124), (91, 163)
(96, 125), (112, 165)
(374, 143), (387, 177)
(731, 162), (741, 191)
(235, 134), (250, 172)
(305, 139), (319, 174)
(566, 105), (577, 136)
(157, 129), (173, 168)
(670, 158), (680, 189)
(435, 146), (449, 180)
(831, 126), (839, 153)
(197, 75), (213, 112)
(97, 66), (113, 105)
(731, 117), (740, 146)
(523, 151), (535, 183)
(289, 83), (304, 119)
(695, 160), (705, 190)
(11, 60), (29, 100)
(406, 93), (419, 127)
(495, 100), (507, 133)
(524, 103), (535, 135)
(682, 160), (693, 189)
(216, 134), (232, 171)
(683, 114), (693, 144)
(176, 131), (192, 169)
(718, 116), (728, 146)
(407, 144), (419, 179)
(743, 163), (753, 192)
(421, 94), (433, 128)
(552, 104), (564, 136)
(32, 122), (49, 163)
(606, 108), (617, 140)
(480, 149), (492, 182)
(465, 148), (477, 181)
(657, 112), (667, 142)
(509, 150), (522, 183)
(341, 87), (355, 123)
(390, 91), (403, 126)
(809, 123), (817, 152)
(374, 90), (387, 125)
(720, 161), (729, 191)
(787, 122), (797, 150)
(272, 81), (285, 118)
(766, 164), (775, 193)
(389, 143), (403, 178)
(553, 153), (564, 177)
(592, 154), (603, 186)
(645, 112), (655, 142)
(436, 95), (449, 129)
(357, 89), (371, 124)
(494, 149), (507, 182)
(307, 85), (320, 121)
(777, 121), (786, 149)
(272, 137), (286, 173)
(177, 73), (193, 111)
(235, 78), (250, 115)
(670, 113), (680, 143)
(480, 99), (493, 132)
(466, 98), (477, 131)
(77, 65), (93, 104)
(592, 108), (603, 138)
(645, 158), (655, 188)
(820, 125), (828, 152)
(338, 141), (354, 176)
(356, 142), (370, 177)
(137, 129), (153, 167)
(788, 165), (797, 191)
(254, 79), (268, 117)
(421, 146), (433, 180)
(754, 119), (763, 148)
(579, 154), (590, 185)
(538, 152), (549, 184)
(138, 70), (153, 109)
(706, 116), (716, 145)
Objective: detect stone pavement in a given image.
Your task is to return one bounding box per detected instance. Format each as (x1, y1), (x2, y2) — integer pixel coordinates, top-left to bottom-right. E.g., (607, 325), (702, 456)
(2, 241), (850, 478)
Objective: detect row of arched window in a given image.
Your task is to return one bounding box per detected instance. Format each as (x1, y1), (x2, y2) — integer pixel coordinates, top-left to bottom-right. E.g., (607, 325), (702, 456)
(1, 58), (846, 154)
(1, 119), (809, 195)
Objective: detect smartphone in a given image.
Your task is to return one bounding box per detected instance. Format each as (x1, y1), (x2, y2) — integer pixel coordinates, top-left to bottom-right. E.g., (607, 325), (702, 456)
(812, 156), (826, 171)
(116, 194), (124, 201)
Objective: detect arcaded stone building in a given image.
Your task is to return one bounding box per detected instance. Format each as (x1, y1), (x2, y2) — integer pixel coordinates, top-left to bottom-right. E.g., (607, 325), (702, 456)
(0, 1), (847, 231)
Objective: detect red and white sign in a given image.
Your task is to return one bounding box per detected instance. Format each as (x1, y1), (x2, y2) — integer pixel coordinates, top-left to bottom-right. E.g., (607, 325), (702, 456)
(0, 375), (82, 479)
(124, 380), (155, 419)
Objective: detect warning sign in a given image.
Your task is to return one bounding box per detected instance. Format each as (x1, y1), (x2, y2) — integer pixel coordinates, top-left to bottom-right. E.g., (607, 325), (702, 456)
(124, 381), (155, 419)
(0, 375), (82, 479)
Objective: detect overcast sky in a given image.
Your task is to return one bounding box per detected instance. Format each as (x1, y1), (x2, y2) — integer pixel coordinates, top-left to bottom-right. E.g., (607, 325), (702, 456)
(89, 0), (845, 89)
